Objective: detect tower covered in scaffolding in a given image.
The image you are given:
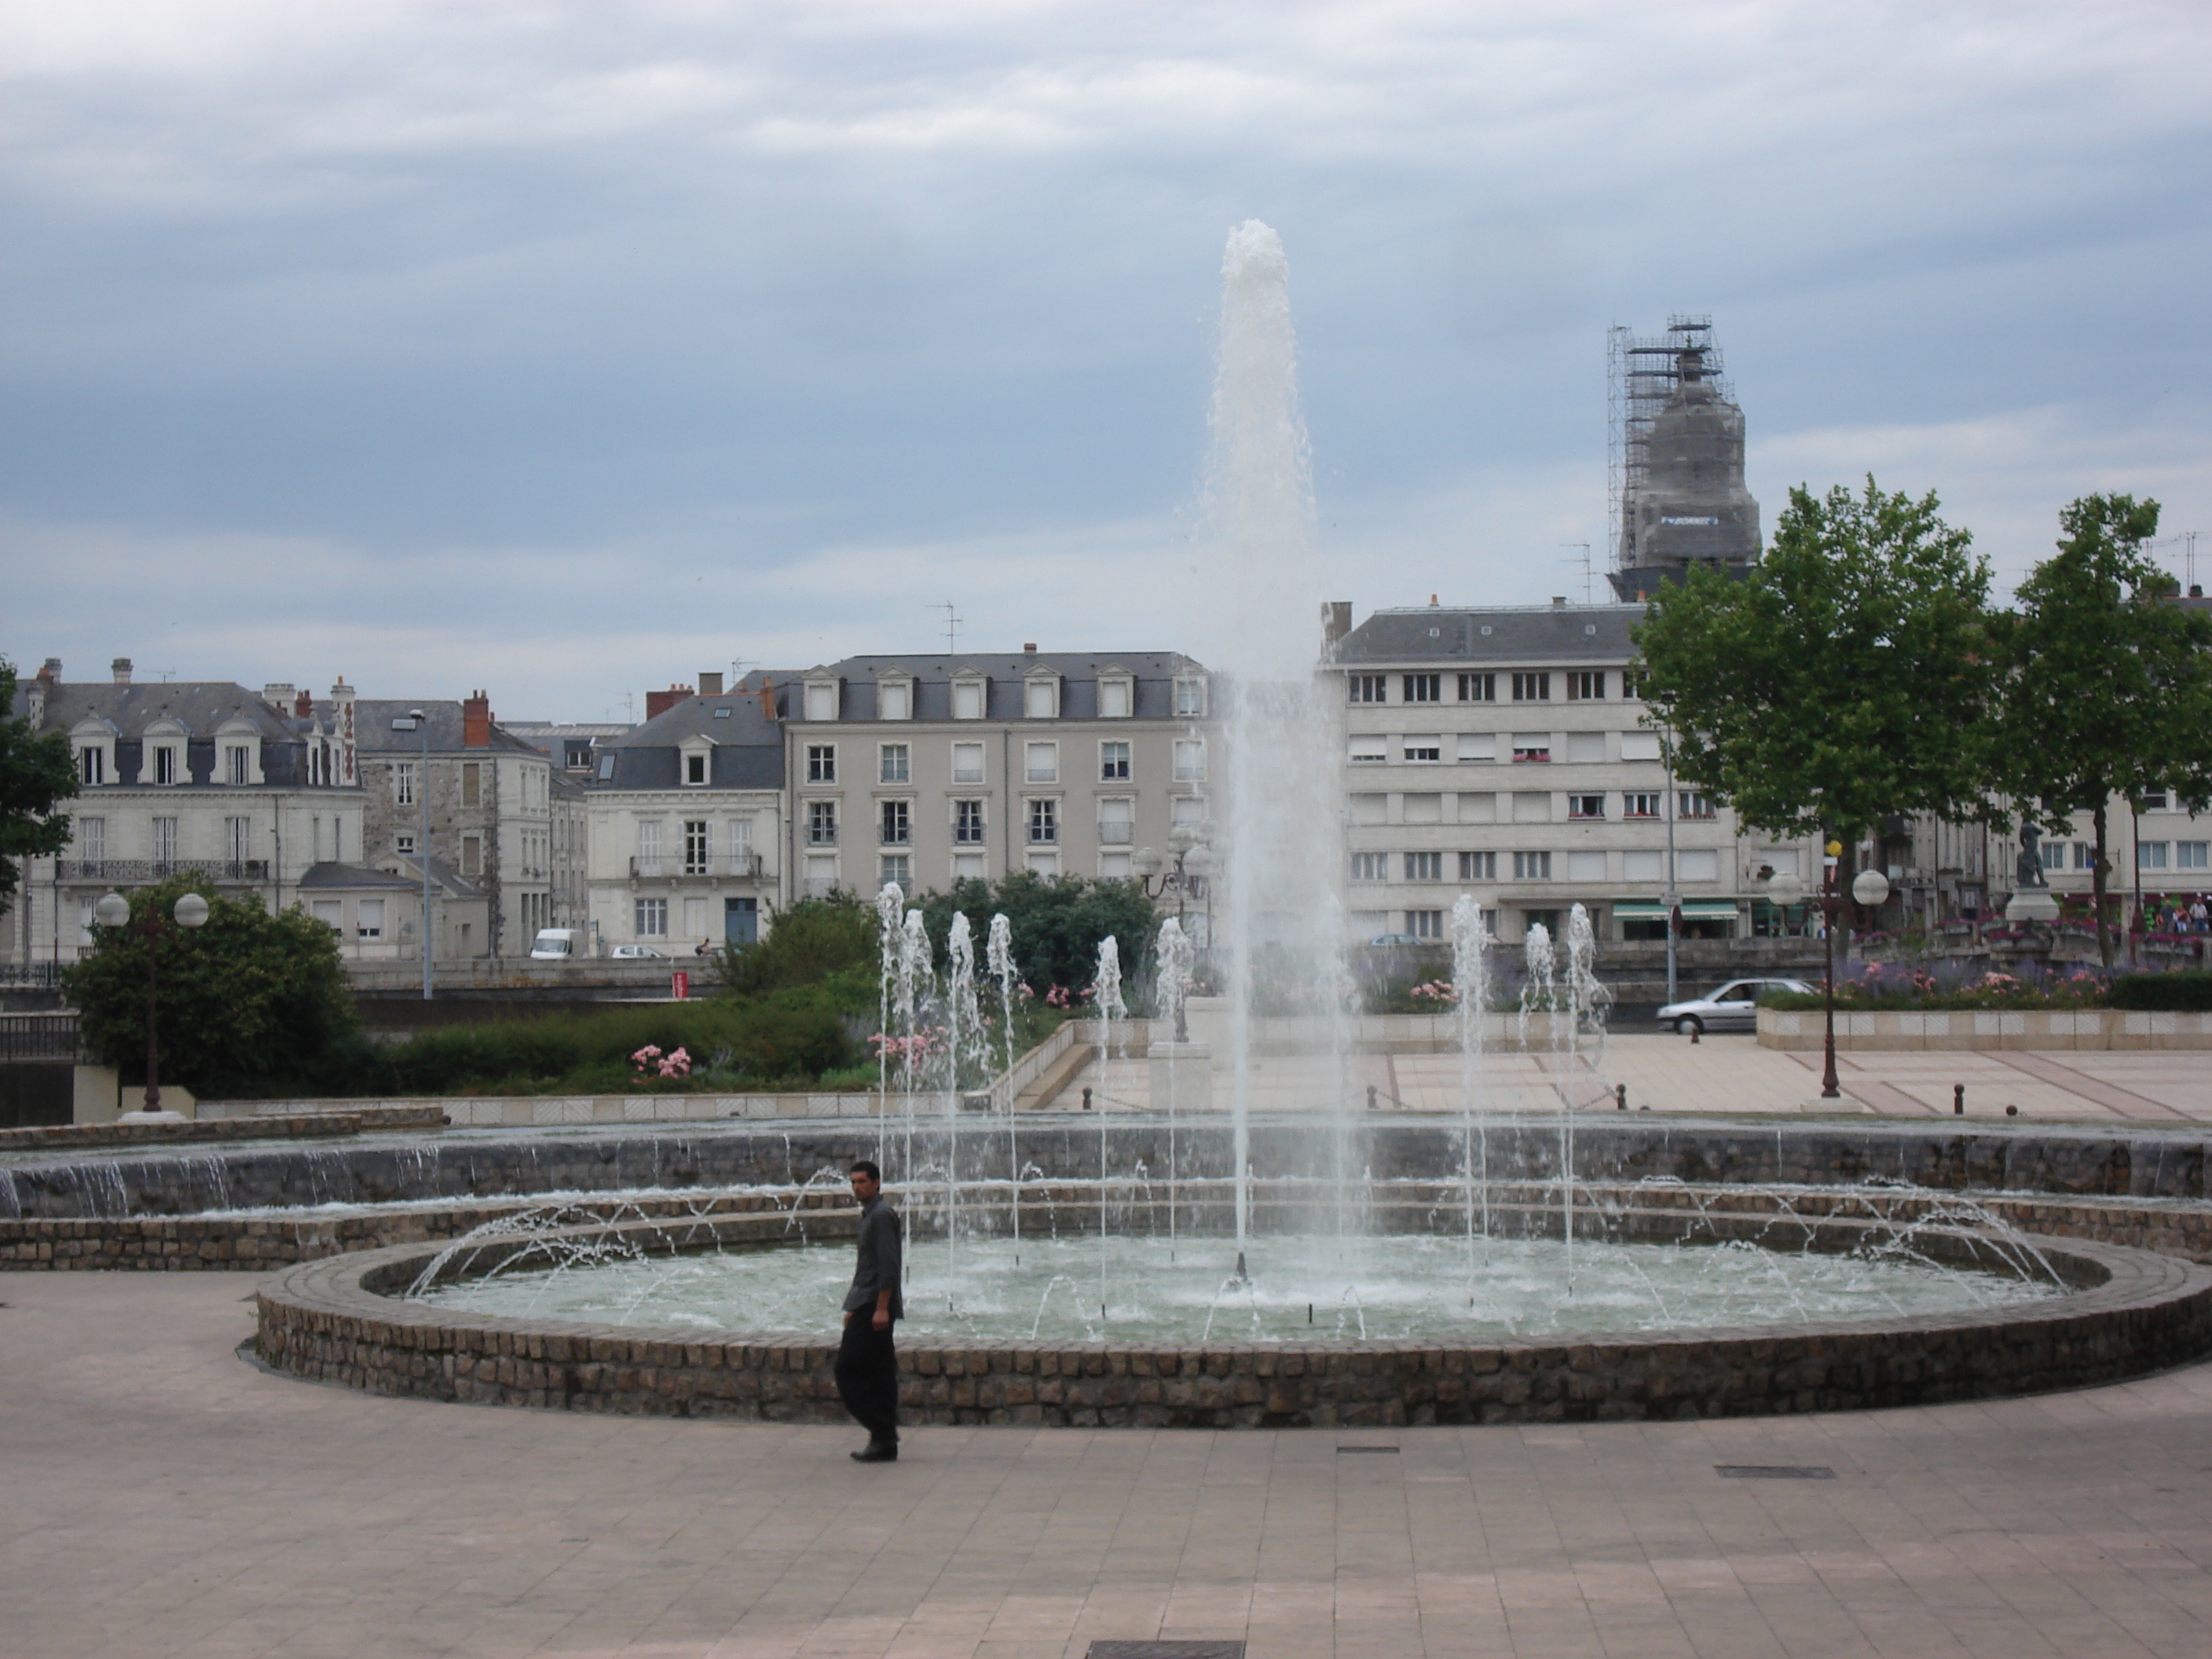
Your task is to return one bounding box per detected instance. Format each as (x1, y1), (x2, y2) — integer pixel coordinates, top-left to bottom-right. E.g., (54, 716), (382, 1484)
(1606, 316), (1760, 600)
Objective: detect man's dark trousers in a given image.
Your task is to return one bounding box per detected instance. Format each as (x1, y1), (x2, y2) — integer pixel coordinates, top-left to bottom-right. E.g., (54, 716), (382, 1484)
(834, 1316), (899, 1445)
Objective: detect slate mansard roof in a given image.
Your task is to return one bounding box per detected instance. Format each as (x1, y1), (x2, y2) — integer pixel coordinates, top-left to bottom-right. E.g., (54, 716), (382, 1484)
(1331, 606), (1646, 668)
(749, 651), (1210, 723)
(37, 681), (341, 789)
(594, 691), (786, 793)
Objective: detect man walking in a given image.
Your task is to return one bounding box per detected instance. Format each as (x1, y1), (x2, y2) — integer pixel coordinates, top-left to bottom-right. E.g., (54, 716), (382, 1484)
(836, 1159), (903, 1463)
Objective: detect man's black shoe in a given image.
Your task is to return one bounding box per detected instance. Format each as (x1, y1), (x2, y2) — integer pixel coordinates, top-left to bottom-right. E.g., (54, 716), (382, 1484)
(850, 1442), (898, 1463)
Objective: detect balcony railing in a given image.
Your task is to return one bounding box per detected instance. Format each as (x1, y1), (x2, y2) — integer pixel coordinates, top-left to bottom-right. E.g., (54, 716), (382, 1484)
(54, 859), (268, 884)
(630, 855), (765, 881)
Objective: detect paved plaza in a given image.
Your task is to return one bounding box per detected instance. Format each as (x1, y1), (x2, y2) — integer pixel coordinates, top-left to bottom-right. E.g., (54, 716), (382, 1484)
(1065, 1033), (2212, 1126)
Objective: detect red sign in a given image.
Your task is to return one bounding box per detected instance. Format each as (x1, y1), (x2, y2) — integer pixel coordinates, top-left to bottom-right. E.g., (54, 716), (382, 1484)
(671, 971), (690, 1001)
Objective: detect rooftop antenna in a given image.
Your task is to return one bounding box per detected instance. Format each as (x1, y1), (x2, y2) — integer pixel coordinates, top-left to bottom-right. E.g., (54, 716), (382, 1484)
(154, 667), (178, 683)
(932, 599), (963, 657)
(728, 657), (753, 690)
(1560, 541), (1593, 605)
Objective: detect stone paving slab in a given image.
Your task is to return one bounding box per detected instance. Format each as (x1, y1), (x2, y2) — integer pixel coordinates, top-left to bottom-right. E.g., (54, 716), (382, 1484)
(8, 1273), (2212, 1657)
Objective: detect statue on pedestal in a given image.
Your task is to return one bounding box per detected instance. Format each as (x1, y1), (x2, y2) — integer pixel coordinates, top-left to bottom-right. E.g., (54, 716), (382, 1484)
(2016, 825), (2048, 889)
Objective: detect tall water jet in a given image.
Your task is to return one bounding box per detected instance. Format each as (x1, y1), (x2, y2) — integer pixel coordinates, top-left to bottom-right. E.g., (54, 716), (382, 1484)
(987, 914), (1021, 1245)
(1448, 894), (1495, 1274)
(945, 913), (981, 1265)
(874, 881), (906, 1159)
(1155, 916), (1196, 1247)
(1198, 220), (1350, 1257)
(1092, 936), (1126, 1315)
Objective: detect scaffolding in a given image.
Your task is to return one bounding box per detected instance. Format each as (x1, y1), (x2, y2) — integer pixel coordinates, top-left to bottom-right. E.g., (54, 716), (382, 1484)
(1607, 315), (1734, 569)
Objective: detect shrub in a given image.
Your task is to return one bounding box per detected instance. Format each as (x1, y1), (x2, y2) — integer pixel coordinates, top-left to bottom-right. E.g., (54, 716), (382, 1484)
(716, 892), (876, 997)
(2108, 971), (2212, 1012)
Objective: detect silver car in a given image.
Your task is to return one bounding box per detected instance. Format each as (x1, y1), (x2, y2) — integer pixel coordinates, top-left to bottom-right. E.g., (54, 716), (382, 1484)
(1656, 977), (1815, 1036)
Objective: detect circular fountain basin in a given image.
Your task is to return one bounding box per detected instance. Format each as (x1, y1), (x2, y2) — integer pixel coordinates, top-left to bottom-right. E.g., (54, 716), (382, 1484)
(255, 1203), (2212, 1427)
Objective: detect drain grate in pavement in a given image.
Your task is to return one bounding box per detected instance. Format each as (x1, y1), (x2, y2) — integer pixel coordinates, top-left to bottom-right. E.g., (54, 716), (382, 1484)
(1337, 1445), (1399, 1454)
(1716, 1464), (1835, 1480)
(1086, 1646), (1246, 1659)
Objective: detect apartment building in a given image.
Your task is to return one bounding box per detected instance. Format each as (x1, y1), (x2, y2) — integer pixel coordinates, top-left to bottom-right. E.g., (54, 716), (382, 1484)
(5, 658), (366, 964)
(767, 650), (1214, 898)
(1325, 602), (1819, 942)
(584, 680), (784, 952)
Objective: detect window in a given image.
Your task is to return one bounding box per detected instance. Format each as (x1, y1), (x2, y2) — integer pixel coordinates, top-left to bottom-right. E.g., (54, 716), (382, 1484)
(1459, 672), (1496, 701)
(1024, 678), (1059, 719)
(152, 818), (177, 866)
(1678, 849), (1720, 881)
(1569, 794), (1605, 820)
(1566, 671), (1605, 701)
(1403, 673), (1441, 703)
(1404, 851), (1443, 881)
(460, 761), (480, 806)
(2177, 841), (2208, 870)
(1101, 741), (1130, 780)
(1621, 671), (1646, 699)
(1566, 732), (1605, 764)
(1027, 799), (1058, 844)
(683, 820), (709, 873)
(79, 816), (105, 865)
(357, 899), (384, 939)
(1406, 910), (1443, 939)
(225, 817), (250, 864)
(684, 752), (708, 785)
(225, 743), (251, 785)
(396, 833), (416, 856)
(565, 741), (593, 770)
(2139, 841), (2170, 870)
(1171, 795), (1205, 826)
(2075, 842), (2095, 870)
(952, 679), (984, 720)
(636, 820), (662, 873)
(1349, 675), (1387, 705)
(1025, 742), (1058, 783)
(311, 899), (342, 932)
(808, 801), (837, 844)
(153, 745), (177, 786)
(1512, 851), (1551, 880)
(1348, 737), (1387, 766)
(1459, 791), (1496, 823)
(1566, 851), (1606, 881)
(877, 680), (911, 721)
(596, 753), (616, 782)
(1459, 850), (1496, 881)
(804, 681), (838, 721)
(1403, 738), (1441, 764)
(880, 854), (911, 888)
(1678, 791), (1716, 819)
(1624, 793), (1661, 818)
(954, 800), (986, 844)
(1351, 851), (1389, 881)
(880, 743), (910, 784)
(1027, 850), (1061, 877)
(1512, 791), (1551, 823)
(1100, 850), (1133, 879)
(881, 800), (910, 845)
(1619, 731), (1662, 762)
(1456, 734), (1496, 763)
(2040, 840), (2068, 871)
(461, 835), (482, 877)
(1624, 850), (1664, 881)
(954, 853), (987, 881)
(1098, 678), (1132, 719)
(1511, 672), (1550, 701)
(1511, 734), (1551, 764)
(635, 898), (668, 937)
(1174, 739), (1206, 781)
(2140, 790), (2169, 810)
(1174, 678), (1207, 717)
(807, 745), (836, 784)
(952, 742), (985, 783)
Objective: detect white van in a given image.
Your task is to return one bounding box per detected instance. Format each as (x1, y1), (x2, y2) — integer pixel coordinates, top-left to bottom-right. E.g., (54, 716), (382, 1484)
(529, 928), (586, 960)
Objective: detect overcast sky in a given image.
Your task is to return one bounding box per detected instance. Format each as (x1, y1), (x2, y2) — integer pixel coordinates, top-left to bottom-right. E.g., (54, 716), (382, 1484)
(5, 0), (2207, 720)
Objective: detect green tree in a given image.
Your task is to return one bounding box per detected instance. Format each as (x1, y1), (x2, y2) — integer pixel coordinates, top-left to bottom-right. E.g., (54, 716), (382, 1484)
(0, 660), (78, 904)
(715, 890), (877, 997)
(1989, 494), (2212, 965)
(64, 875), (359, 1097)
(1632, 478), (1998, 929)
(915, 872), (1159, 1000)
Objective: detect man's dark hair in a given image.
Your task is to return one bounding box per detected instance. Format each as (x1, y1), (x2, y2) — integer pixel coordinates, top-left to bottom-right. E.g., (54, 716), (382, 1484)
(850, 1159), (881, 1182)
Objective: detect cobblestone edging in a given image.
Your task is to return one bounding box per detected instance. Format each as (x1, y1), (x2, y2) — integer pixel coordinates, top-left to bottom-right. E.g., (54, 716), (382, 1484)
(254, 1210), (2212, 1428)
(0, 1105), (448, 1155)
(1757, 1007), (2212, 1051)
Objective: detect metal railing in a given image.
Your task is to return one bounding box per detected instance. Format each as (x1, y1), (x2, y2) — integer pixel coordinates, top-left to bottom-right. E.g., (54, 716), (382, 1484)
(0, 1014), (79, 1062)
(0, 963), (66, 989)
(629, 855), (765, 880)
(53, 859), (268, 883)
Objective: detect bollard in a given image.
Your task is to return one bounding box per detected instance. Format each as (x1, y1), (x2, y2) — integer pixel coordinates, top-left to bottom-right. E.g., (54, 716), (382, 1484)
(1954, 1083), (1965, 1115)
(1367, 1084), (1379, 1111)
(1616, 1083), (1627, 1111)
(1082, 1086), (1092, 1111)
(1690, 1026), (1700, 1045)
(2005, 1104), (2019, 1117)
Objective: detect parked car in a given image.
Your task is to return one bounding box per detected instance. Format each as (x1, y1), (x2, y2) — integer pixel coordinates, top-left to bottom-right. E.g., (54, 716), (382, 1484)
(1656, 978), (1815, 1036)
(1365, 933), (1426, 948)
(610, 943), (670, 960)
(529, 928), (584, 960)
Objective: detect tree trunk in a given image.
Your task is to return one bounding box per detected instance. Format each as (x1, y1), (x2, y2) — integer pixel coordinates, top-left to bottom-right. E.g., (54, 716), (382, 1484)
(2092, 800), (2111, 969)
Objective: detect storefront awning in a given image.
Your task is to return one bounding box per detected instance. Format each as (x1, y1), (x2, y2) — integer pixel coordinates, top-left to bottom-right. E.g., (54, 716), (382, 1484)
(1610, 900), (1744, 920)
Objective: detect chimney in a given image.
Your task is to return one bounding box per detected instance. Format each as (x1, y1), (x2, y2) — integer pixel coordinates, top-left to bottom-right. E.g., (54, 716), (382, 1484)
(463, 690), (492, 748)
(295, 688), (313, 718)
(263, 682), (295, 709)
(1320, 601), (1353, 648)
(759, 679), (777, 721)
(1022, 643), (1037, 654)
(645, 683), (693, 721)
(699, 671), (724, 696)
(328, 678), (357, 783)
(39, 657), (61, 682)
(1551, 595), (1567, 606)
(1429, 594), (1438, 606)
(112, 657), (133, 684)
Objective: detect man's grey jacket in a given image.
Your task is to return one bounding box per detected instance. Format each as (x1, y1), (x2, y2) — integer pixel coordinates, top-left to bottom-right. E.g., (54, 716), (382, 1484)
(843, 1195), (904, 1320)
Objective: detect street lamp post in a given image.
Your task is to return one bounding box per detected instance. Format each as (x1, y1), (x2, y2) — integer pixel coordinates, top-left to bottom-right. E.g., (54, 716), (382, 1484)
(1772, 848), (1889, 1101)
(1132, 825), (1217, 1042)
(392, 710), (433, 1000)
(93, 888), (210, 1117)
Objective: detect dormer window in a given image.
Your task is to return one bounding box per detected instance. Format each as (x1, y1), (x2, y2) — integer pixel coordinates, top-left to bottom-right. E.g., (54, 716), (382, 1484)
(877, 676), (914, 721)
(216, 718), (263, 785)
(70, 720), (115, 786)
(1024, 671), (1060, 720)
(1173, 676), (1207, 718)
(1097, 673), (1133, 719)
(803, 677), (841, 722)
(680, 741), (712, 786)
(79, 745), (106, 785)
(951, 673), (987, 720)
(153, 745), (178, 786)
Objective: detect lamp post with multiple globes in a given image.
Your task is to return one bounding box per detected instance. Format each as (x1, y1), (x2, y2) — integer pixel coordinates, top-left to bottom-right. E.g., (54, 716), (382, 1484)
(92, 888), (210, 1117)
(1130, 822), (1216, 1042)
(1767, 842), (1889, 1101)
